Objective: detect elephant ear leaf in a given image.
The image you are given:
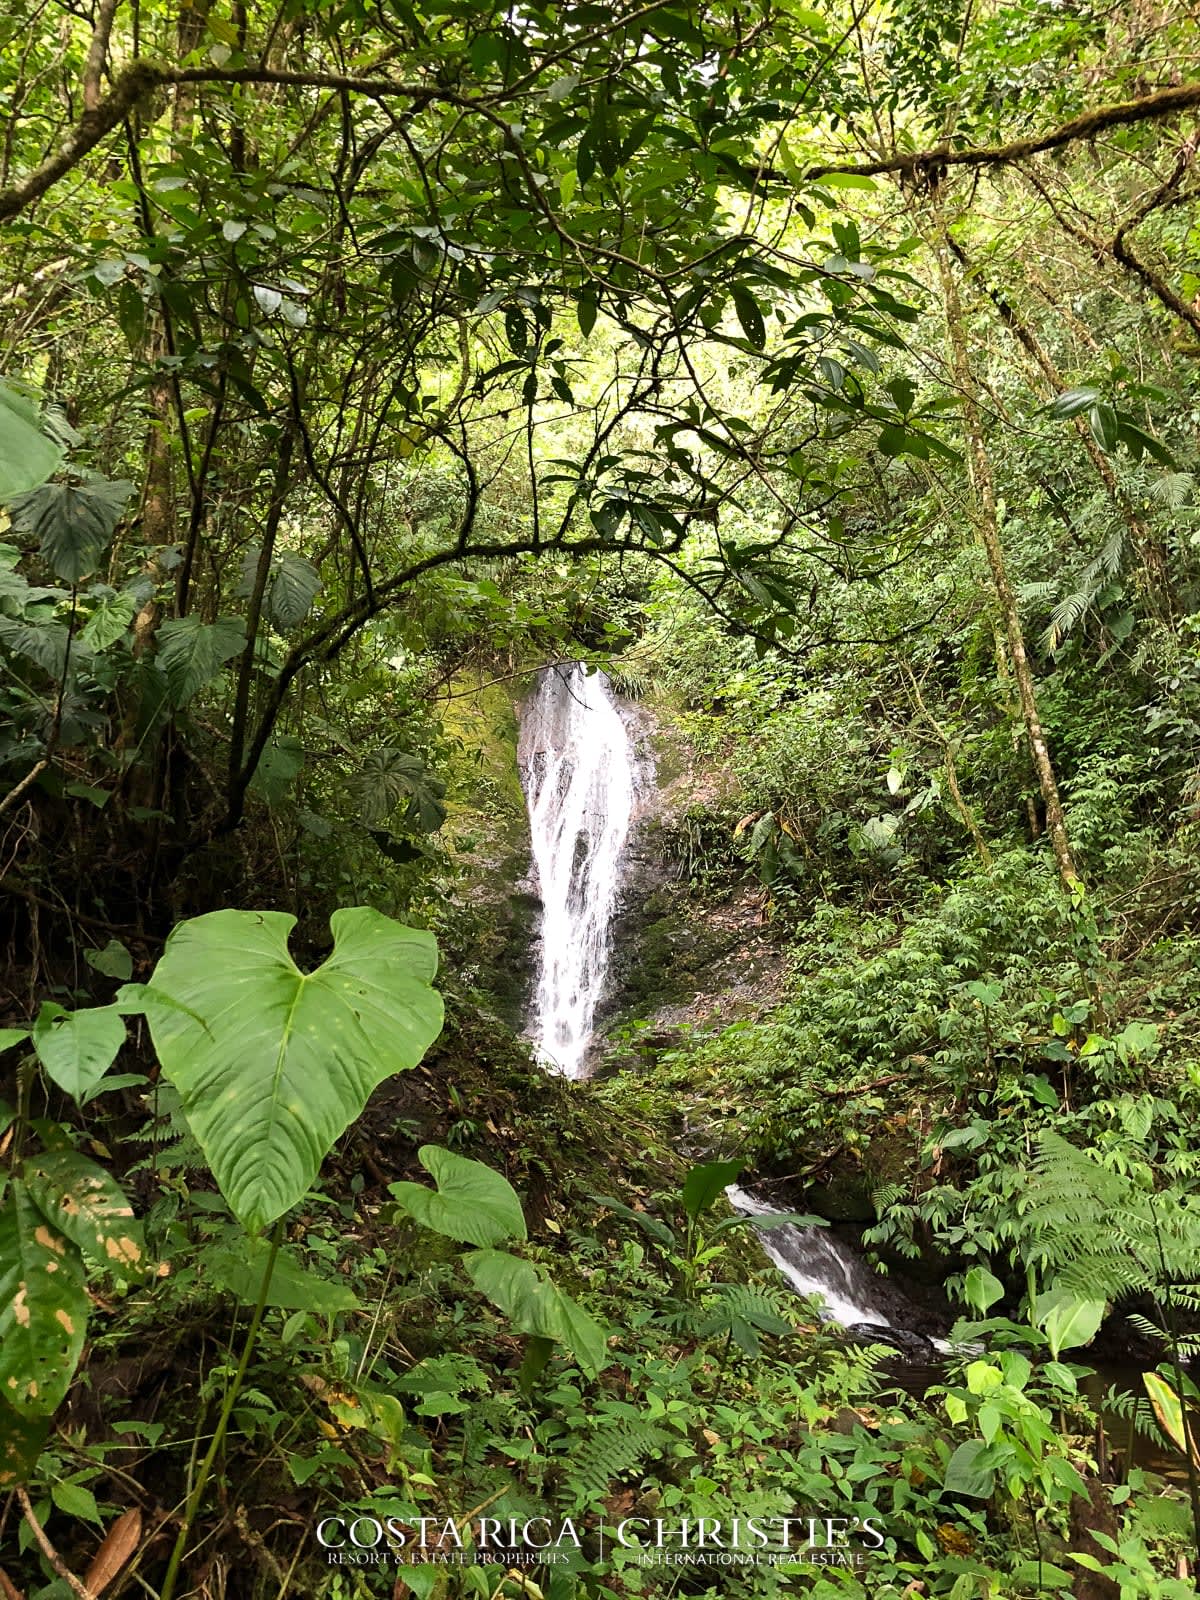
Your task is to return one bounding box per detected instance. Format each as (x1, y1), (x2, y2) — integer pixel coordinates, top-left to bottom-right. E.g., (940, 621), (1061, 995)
(143, 907), (443, 1232)
(390, 1146), (527, 1247)
(463, 1248), (609, 1377)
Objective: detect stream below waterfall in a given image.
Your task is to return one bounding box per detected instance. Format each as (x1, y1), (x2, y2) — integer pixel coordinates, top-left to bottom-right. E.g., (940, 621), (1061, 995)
(515, 660), (949, 1350)
(514, 662), (1175, 1434)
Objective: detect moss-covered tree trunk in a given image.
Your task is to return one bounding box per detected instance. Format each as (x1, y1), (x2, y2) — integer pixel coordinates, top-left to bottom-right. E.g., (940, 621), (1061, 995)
(929, 193), (1080, 891)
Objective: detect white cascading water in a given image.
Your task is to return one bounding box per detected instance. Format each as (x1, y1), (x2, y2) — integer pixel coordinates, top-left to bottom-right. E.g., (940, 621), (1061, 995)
(518, 663), (640, 1078)
(726, 1185), (893, 1329)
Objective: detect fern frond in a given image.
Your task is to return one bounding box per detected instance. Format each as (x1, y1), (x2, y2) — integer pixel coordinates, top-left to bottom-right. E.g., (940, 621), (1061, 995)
(564, 1420), (670, 1502)
(1147, 471), (1194, 510)
(1043, 590), (1092, 652)
(1019, 580), (1058, 603)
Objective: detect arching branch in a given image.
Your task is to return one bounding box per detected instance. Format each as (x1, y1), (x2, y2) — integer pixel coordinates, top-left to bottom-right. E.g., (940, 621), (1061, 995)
(804, 82), (1200, 181)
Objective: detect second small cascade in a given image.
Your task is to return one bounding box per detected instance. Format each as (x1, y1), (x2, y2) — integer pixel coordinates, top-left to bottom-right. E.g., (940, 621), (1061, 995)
(519, 663), (640, 1078)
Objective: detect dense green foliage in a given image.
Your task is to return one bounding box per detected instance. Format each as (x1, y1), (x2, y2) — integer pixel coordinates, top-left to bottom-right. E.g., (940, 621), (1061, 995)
(5, 0), (1200, 1595)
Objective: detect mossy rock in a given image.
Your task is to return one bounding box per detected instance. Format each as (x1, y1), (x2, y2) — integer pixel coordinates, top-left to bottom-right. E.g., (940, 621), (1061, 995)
(807, 1171), (876, 1223)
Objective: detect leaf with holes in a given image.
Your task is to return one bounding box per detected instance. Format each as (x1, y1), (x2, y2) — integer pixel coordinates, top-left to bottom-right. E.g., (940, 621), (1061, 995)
(0, 1183), (89, 1415)
(730, 285), (766, 351)
(155, 615), (246, 706)
(390, 1147), (526, 1247)
(23, 1149), (145, 1276)
(144, 908), (443, 1231)
(7, 477), (133, 582)
(32, 1002), (126, 1101)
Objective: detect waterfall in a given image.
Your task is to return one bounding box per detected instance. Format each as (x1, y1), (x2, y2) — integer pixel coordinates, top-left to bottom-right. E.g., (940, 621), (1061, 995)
(726, 1185), (895, 1329)
(518, 663), (640, 1078)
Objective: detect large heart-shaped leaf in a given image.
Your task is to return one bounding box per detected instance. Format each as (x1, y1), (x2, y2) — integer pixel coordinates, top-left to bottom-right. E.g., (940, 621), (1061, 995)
(0, 1183), (89, 1415)
(463, 1248), (608, 1376)
(942, 1439), (995, 1499)
(23, 1149), (145, 1275)
(681, 1159), (743, 1219)
(0, 381), (62, 501)
(32, 1002), (126, 1101)
(145, 907), (443, 1231)
(268, 552), (322, 629)
(390, 1147), (526, 1247)
(1036, 1287), (1106, 1358)
(7, 477), (133, 581)
(155, 615), (246, 706)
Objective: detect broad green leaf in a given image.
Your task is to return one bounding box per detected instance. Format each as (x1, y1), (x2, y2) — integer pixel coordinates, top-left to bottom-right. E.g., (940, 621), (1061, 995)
(0, 1393), (51, 1486)
(589, 1193), (676, 1248)
(681, 1159), (743, 1218)
(942, 1439), (995, 1499)
(390, 1146), (526, 1247)
(155, 615), (246, 706)
(0, 381), (63, 500)
(1010, 1561), (1074, 1587)
(1143, 1372), (1200, 1463)
(1037, 1290), (1105, 1358)
(23, 1149), (145, 1275)
(84, 939), (133, 981)
(268, 552), (321, 630)
(463, 1248), (608, 1376)
(249, 736), (304, 807)
(205, 1235), (359, 1312)
(730, 285), (765, 351)
(81, 591), (136, 650)
(1044, 385), (1101, 419)
(963, 1265), (1004, 1315)
(1088, 401), (1119, 453)
(145, 907), (443, 1231)
(577, 286), (598, 337)
(51, 1480), (101, 1524)
(0, 1028), (30, 1055)
(1043, 1361), (1078, 1394)
(0, 1183), (89, 1415)
(32, 1002), (126, 1101)
(7, 478), (133, 582)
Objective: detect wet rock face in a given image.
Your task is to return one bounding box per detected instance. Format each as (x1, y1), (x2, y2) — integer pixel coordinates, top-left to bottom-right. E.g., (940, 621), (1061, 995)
(843, 1322), (938, 1360)
(591, 701), (787, 1052)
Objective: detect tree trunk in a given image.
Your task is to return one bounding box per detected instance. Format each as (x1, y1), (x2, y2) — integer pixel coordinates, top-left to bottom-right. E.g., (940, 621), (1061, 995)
(929, 193), (1081, 890)
(950, 237), (1173, 616)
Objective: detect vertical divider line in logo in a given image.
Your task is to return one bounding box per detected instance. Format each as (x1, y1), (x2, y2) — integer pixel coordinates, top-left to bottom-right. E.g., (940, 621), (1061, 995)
(598, 1519), (605, 1564)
